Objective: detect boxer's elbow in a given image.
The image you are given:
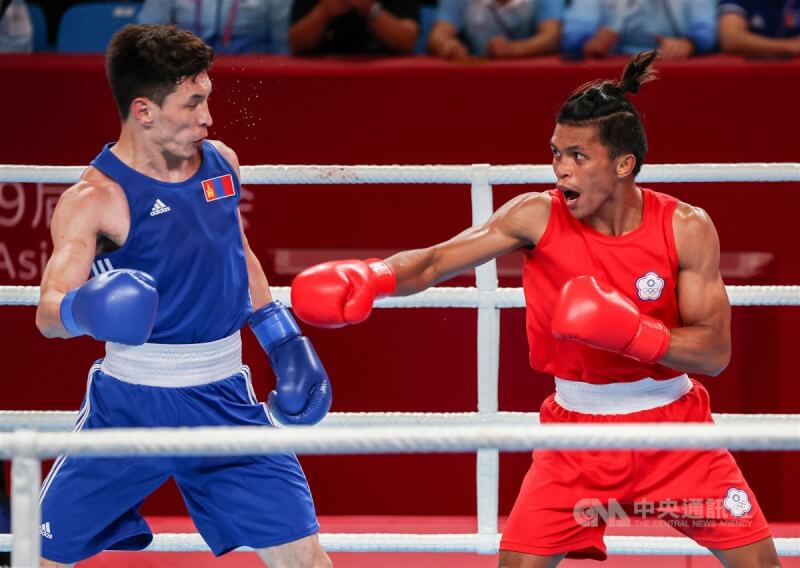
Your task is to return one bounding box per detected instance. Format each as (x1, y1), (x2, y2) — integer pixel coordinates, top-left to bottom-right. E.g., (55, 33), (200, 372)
(35, 294), (67, 339)
(35, 309), (59, 338)
(704, 361), (728, 377)
(35, 310), (55, 338)
(704, 345), (731, 377)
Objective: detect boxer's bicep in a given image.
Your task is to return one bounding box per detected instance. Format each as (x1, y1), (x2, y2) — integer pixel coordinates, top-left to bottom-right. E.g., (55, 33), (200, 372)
(37, 184), (113, 337)
(673, 203), (730, 335)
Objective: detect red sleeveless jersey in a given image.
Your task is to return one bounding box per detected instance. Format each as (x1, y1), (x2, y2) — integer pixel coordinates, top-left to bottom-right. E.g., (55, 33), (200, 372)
(523, 187), (683, 384)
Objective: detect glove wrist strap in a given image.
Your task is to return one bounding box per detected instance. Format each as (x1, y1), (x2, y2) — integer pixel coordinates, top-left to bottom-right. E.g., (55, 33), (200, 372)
(625, 316), (671, 364)
(250, 301), (301, 354)
(59, 289), (84, 338)
(366, 259), (396, 297)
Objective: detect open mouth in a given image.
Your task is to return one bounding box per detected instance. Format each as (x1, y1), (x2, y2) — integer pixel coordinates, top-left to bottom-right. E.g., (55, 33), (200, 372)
(559, 187), (581, 204)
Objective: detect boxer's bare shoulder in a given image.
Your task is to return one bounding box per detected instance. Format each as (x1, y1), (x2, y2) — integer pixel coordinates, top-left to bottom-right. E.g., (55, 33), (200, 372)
(495, 190), (553, 246)
(53, 166), (130, 251)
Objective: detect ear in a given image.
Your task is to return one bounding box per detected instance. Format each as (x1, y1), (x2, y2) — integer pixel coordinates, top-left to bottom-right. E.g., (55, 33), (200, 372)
(615, 153), (636, 178)
(130, 97), (153, 126)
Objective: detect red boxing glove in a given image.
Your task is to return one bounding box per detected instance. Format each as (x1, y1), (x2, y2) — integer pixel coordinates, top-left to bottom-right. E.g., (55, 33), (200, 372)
(290, 259), (396, 328)
(551, 275), (671, 364)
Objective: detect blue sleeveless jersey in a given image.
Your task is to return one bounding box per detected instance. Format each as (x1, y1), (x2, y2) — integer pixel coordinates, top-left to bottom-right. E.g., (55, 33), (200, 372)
(89, 142), (252, 344)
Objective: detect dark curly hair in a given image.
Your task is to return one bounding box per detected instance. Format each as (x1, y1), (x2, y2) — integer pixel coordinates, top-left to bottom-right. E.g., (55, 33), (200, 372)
(106, 24), (214, 120)
(556, 51), (658, 176)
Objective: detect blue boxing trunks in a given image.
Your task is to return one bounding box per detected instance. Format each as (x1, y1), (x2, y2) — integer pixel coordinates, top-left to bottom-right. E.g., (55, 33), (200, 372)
(39, 332), (319, 564)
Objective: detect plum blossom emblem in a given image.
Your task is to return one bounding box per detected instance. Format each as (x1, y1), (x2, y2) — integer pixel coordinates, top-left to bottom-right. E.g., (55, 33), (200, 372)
(723, 488), (752, 517)
(636, 271), (664, 301)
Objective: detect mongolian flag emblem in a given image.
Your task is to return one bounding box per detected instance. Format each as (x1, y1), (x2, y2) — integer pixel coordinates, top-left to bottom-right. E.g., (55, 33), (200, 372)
(201, 174), (236, 202)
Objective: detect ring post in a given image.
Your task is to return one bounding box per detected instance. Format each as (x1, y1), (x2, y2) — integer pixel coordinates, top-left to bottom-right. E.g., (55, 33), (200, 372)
(11, 431), (41, 567)
(471, 164), (500, 541)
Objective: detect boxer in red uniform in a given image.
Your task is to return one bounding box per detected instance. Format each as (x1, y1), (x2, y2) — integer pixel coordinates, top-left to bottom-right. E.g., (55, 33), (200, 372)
(289, 51), (781, 568)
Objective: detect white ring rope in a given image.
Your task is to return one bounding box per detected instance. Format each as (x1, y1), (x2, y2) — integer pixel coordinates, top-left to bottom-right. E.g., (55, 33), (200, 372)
(0, 533), (797, 556)
(3, 284), (800, 307)
(1, 162), (800, 184)
(0, 410), (796, 432)
(0, 422), (798, 459)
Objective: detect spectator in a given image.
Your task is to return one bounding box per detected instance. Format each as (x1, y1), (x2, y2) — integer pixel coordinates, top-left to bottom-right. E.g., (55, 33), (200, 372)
(562, 0), (716, 60)
(289, 0), (419, 54)
(0, 0), (32, 52)
(719, 0), (800, 57)
(428, 0), (563, 60)
(30, 1), (135, 46)
(138, 0), (290, 54)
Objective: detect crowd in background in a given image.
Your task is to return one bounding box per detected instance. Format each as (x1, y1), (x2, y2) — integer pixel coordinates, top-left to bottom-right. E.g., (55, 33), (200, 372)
(1, 0), (799, 59)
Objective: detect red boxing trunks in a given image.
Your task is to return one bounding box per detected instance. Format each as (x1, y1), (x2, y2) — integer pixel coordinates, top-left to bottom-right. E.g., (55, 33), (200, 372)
(500, 380), (772, 560)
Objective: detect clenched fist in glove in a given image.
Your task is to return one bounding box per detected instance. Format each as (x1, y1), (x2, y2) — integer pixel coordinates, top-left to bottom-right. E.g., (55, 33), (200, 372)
(551, 275), (671, 364)
(250, 301), (332, 425)
(60, 269), (158, 346)
(290, 259), (396, 328)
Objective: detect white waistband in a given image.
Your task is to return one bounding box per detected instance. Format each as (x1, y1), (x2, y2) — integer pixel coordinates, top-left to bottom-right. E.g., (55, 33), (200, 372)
(554, 374), (691, 415)
(100, 331), (243, 387)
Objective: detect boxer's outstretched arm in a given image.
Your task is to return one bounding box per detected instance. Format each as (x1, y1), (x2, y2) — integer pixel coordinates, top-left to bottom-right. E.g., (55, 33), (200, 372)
(291, 192), (550, 328)
(36, 182), (125, 338)
(661, 203), (731, 376)
(387, 192), (550, 296)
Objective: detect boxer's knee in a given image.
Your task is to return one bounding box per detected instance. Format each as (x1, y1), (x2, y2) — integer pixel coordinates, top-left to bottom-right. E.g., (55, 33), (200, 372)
(498, 550), (565, 568)
(710, 536), (781, 568)
(40, 558), (74, 568)
(255, 533), (331, 568)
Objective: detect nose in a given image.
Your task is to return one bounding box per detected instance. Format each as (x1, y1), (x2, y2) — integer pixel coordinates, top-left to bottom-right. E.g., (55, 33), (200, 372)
(554, 159), (571, 181)
(199, 101), (213, 128)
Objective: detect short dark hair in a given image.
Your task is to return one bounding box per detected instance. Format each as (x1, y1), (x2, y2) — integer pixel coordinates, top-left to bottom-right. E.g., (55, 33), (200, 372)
(556, 51), (658, 176)
(105, 24), (214, 120)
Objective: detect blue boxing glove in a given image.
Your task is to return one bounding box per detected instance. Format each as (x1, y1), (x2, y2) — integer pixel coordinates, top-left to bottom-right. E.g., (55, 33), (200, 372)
(250, 301), (332, 426)
(60, 269), (158, 346)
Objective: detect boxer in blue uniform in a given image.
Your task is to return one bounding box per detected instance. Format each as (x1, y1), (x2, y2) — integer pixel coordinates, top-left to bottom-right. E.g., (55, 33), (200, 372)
(35, 24), (332, 568)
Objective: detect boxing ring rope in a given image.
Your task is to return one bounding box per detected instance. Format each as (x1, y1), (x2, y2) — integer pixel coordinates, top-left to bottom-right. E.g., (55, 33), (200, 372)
(1, 410), (798, 432)
(2, 422), (798, 458)
(3, 284), (800, 307)
(2, 162), (800, 565)
(2, 161), (800, 184)
(0, 532), (798, 557)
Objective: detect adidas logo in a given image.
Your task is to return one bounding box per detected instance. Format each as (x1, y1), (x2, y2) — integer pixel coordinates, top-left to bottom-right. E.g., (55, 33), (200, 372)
(149, 199), (171, 217)
(40, 521), (53, 539)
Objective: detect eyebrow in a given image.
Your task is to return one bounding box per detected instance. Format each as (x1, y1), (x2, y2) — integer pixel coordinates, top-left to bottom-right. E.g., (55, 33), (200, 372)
(550, 142), (586, 152)
(187, 83), (212, 101)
